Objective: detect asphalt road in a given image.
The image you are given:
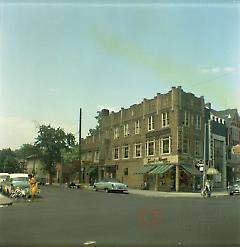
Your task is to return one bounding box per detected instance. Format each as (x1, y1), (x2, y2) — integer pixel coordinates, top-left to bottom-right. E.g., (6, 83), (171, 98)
(0, 186), (239, 247)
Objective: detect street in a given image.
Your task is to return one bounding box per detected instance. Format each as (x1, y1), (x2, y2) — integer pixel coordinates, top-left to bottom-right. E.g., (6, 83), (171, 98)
(0, 185), (239, 247)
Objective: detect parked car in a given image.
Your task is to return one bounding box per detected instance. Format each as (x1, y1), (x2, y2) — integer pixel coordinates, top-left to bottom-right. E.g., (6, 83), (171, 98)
(0, 173), (10, 192)
(2, 173), (32, 197)
(37, 177), (46, 186)
(93, 178), (128, 193)
(229, 183), (240, 195)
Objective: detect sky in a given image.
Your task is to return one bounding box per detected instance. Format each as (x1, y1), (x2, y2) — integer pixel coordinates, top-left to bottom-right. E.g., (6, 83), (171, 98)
(0, 0), (239, 150)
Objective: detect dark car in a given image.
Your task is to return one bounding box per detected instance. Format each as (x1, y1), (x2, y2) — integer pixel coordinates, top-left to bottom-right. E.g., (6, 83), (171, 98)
(37, 177), (46, 186)
(229, 183), (240, 195)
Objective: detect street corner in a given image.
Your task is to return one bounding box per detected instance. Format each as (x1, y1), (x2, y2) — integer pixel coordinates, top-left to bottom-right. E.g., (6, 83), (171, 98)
(138, 206), (164, 228)
(0, 194), (13, 207)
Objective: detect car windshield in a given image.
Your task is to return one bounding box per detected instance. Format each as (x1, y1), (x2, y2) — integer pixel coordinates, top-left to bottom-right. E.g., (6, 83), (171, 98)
(12, 177), (29, 182)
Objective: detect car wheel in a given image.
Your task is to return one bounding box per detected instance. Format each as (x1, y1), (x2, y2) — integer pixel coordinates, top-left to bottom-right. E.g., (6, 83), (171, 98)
(105, 188), (109, 193)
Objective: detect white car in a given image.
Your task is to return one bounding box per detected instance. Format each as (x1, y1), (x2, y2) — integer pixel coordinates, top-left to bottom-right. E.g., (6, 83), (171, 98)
(93, 178), (128, 193)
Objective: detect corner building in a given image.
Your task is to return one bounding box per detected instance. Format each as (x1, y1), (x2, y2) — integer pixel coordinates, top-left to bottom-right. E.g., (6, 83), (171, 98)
(82, 87), (205, 192)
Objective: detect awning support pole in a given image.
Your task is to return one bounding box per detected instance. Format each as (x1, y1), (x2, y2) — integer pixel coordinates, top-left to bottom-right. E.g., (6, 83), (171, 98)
(155, 174), (159, 191)
(176, 164), (180, 192)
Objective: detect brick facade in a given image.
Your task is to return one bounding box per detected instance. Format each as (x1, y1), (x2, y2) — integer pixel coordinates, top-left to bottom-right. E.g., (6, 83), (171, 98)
(82, 87), (205, 191)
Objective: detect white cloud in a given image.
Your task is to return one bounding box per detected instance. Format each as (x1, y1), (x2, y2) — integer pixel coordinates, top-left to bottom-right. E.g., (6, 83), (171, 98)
(200, 65), (239, 75)
(0, 116), (37, 150)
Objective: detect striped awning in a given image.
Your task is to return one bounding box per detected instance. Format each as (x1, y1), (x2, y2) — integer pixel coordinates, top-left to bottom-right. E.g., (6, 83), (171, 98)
(182, 165), (201, 176)
(135, 165), (156, 174)
(148, 164), (174, 175)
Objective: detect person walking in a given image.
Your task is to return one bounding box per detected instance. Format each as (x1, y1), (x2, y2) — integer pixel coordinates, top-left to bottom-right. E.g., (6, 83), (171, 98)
(29, 174), (38, 201)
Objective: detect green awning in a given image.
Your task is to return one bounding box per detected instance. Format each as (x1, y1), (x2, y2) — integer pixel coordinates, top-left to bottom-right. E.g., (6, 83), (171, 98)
(85, 166), (97, 174)
(182, 165), (201, 176)
(135, 165), (156, 174)
(148, 164), (174, 175)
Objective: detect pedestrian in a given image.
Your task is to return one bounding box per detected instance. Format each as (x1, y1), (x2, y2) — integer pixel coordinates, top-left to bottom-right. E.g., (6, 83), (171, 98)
(29, 174), (38, 201)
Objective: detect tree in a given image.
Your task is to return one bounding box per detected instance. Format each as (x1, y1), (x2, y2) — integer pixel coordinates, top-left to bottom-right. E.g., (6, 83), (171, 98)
(88, 111), (103, 135)
(61, 145), (80, 183)
(0, 148), (19, 173)
(35, 125), (75, 184)
(15, 144), (41, 161)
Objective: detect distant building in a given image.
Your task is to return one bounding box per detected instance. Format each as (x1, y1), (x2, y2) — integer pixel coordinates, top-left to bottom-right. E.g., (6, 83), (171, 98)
(216, 109), (240, 183)
(204, 105), (227, 189)
(81, 87), (204, 192)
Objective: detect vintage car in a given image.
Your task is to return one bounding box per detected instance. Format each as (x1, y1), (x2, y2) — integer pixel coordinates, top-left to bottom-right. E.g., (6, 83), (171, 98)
(229, 183), (240, 195)
(93, 178), (128, 193)
(2, 173), (32, 197)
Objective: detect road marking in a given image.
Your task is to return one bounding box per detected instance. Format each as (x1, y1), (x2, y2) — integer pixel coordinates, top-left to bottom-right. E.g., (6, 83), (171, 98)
(83, 241), (96, 245)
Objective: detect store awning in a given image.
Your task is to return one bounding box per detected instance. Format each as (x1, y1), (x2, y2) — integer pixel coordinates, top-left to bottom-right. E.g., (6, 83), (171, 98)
(182, 165), (202, 176)
(135, 165), (156, 174)
(148, 164), (174, 175)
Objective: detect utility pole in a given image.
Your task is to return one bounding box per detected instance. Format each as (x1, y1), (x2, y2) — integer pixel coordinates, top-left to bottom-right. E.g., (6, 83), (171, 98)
(79, 108), (82, 184)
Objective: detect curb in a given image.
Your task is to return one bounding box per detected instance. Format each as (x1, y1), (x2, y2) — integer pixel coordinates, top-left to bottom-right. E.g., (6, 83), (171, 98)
(0, 195), (13, 206)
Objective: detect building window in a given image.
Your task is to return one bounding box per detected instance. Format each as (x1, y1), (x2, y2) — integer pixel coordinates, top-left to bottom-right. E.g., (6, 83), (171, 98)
(148, 116), (154, 131)
(162, 112), (169, 127)
(195, 140), (201, 156)
(123, 123), (130, 137)
(134, 143), (142, 158)
(196, 115), (201, 130)
(160, 137), (171, 154)
(122, 145), (130, 159)
(94, 150), (99, 162)
(113, 147), (119, 160)
(124, 168), (128, 176)
(184, 111), (190, 127)
(113, 127), (119, 139)
(135, 120), (140, 134)
(146, 140), (155, 156)
(87, 151), (92, 161)
(183, 138), (189, 154)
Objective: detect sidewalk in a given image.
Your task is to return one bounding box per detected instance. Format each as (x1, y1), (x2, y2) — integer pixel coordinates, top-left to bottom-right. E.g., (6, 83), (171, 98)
(84, 185), (229, 198)
(0, 194), (13, 206)
(128, 189), (229, 198)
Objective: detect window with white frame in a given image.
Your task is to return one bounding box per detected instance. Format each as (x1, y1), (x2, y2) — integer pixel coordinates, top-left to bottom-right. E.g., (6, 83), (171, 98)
(122, 145), (130, 159)
(123, 123), (130, 137)
(196, 115), (201, 130)
(195, 139), (201, 156)
(135, 120), (140, 134)
(184, 111), (190, 127)
(148, 116), (154, 131)
(160, 137), (171, 154)
(113, 147), (119, 160)
(146, 140), (155, 156)
(162, 112), (170, 127)
(94, 150), (99, 162)
(134, 143), (142, 158)
(113, 127), (119, 139)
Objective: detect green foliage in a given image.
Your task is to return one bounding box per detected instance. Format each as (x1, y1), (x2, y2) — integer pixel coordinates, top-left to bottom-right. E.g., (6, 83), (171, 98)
(61, 145), (79, 165)
(0, 148), (19, 173)
(35, 124), (76, 182)
(15, 144), (41, 160)
(88, 111), (102, 135)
